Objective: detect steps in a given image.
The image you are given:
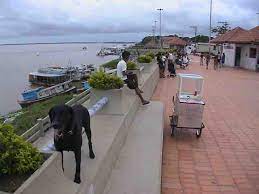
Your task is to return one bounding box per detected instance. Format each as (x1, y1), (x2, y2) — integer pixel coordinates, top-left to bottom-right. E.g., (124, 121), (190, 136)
(103, 101), (164, 194)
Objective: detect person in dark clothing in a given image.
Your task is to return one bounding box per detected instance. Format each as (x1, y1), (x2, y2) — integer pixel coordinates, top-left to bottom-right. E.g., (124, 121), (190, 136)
(157, 54), (165, 78)
(221, 53), (225, 67)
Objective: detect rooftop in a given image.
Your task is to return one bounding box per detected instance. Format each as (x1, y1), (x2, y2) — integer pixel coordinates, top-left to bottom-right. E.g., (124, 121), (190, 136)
(211, 26), (259, 44)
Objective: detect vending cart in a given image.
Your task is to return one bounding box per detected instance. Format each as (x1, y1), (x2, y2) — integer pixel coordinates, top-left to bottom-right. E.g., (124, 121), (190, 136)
(170, 73), (205, 138)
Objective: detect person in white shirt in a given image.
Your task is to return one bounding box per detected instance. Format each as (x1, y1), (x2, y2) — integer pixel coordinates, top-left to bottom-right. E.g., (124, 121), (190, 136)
(168, 52), (176, 77)
(117, 51), (149, 105)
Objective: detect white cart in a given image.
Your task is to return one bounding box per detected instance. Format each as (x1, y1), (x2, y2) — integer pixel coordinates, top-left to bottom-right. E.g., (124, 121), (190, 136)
(170, 73), (205, 138)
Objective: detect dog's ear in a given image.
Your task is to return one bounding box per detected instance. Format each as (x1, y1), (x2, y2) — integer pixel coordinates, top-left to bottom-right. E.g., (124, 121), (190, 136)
(48, 107), (54, 122)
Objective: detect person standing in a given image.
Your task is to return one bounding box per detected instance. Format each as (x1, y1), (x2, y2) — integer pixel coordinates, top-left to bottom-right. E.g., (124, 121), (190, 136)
(200, 53), (204, 66)
(205, 54), (210, 70)
(117, 51), (149, 105)
(217, 52), (221, 68)
(221, 53), (225, 67)
(157, 54), (165, 78)
(213, 55), (218, 70)
(168, 52), (176, 77)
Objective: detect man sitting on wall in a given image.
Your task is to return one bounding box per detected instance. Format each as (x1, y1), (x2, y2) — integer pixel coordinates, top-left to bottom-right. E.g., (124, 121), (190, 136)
(117, 51), (150, 105)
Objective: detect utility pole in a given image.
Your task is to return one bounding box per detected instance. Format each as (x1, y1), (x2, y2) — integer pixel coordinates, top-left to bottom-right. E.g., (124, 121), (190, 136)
(209, 0), (213, 57)
(154, 20), (157, 46)
(157, 8), (163, 49)
(257, 13), (259, 25)
(190, 26), (198, 46)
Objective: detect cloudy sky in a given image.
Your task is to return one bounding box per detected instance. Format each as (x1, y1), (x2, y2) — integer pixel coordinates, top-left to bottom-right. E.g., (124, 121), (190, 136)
(0, 0), (258, 44)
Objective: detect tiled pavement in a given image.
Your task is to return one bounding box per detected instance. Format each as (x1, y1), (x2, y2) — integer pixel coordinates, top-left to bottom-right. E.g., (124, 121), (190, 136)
(152, 56), (259, 194)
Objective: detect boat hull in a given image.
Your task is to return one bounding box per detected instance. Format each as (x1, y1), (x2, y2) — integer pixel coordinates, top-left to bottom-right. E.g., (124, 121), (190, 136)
(18, 87), (76, 108)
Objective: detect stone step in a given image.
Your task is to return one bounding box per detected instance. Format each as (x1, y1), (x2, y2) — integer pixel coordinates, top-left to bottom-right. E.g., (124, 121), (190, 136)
(103, 101), (164, 194)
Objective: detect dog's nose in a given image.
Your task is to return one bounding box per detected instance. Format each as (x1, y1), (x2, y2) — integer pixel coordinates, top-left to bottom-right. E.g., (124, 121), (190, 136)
(52, 123), (60, 129)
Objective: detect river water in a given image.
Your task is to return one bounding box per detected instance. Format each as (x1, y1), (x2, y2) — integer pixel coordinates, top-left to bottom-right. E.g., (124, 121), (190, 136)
(0, 43), (125, 115)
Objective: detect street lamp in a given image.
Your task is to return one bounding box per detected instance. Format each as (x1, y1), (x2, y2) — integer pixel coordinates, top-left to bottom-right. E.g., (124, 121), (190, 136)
(157, 8), (163, 49)
(209, 0), (213, 57)
(190, 26), (198, 46)
(257, 13), (259, 25)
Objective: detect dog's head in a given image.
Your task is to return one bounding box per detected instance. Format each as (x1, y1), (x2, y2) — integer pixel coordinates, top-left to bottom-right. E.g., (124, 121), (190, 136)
(48, 105), (73, 140)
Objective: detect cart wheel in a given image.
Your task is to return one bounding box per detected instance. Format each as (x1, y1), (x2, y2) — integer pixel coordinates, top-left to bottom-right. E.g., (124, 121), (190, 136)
(196, 128), (202, 138)
(171, 125), (175, 137)
(196, 123), (205, 138)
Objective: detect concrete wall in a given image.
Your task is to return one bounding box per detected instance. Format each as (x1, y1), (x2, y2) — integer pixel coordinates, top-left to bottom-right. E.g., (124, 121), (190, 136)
(222, 43), (236, 67)
(239, 44), (257, 71)
(12, 64), (160, 194)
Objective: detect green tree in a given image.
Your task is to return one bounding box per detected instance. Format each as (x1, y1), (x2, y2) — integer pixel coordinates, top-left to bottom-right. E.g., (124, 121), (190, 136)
(212, 22), (231, 36)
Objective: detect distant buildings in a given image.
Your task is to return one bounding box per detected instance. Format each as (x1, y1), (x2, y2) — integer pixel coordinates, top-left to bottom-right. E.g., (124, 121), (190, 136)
(211, 26), (259, 71)
(144, 36), (187, 50)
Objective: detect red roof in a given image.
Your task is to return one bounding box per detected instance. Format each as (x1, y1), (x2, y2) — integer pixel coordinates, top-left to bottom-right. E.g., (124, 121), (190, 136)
(211, 26), (259, 44)
(163, 37), (187, 46)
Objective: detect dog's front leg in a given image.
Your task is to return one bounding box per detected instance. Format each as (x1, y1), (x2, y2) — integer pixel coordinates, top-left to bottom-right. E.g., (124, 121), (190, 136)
(74, 149), (81, 184)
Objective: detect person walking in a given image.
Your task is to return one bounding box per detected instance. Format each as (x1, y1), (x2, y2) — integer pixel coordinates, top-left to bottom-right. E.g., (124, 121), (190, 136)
(200, 53), (204, 66)
(205, 54), (210, 70)
(117, 51), (149, 105)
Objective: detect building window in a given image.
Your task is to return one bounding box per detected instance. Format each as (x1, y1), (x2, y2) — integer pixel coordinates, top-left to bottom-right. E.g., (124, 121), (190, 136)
(249, 48), (256, 58)
(213, 45), (216, 50)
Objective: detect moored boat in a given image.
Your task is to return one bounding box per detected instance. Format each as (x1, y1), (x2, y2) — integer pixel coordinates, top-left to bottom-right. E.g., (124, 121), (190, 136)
(18, 81), (76, 108)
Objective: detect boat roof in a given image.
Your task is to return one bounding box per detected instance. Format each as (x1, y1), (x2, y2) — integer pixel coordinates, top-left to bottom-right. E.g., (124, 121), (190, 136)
(178, 73), (204, 80)
(29, 72), (66, 77)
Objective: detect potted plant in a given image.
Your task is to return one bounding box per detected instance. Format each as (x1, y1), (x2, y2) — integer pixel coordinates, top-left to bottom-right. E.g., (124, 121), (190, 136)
(0, 124), (46, 193)
(137, 55), (153, 72)
(88, 71), (127, 114)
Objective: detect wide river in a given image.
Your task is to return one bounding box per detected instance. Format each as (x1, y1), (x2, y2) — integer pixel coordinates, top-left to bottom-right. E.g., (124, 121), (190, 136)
(0, 43), (125, 115)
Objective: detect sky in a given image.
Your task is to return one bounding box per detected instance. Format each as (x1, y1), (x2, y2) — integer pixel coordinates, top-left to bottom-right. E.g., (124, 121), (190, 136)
(0, 0), (258, 44)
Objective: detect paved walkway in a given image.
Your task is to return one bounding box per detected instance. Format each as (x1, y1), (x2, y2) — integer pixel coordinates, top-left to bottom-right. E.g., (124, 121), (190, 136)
(152, 56), (259, 194)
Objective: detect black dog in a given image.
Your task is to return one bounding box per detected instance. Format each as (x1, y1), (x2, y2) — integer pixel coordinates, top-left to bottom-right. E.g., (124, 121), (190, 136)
(48, 104), (95, 184)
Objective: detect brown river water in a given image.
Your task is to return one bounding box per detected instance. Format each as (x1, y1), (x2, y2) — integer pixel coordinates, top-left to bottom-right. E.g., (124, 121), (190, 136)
(0, 43), (124, 115)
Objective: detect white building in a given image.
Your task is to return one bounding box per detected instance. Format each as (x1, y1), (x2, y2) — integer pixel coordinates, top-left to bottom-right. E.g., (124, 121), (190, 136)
(211, 26), (259, 71)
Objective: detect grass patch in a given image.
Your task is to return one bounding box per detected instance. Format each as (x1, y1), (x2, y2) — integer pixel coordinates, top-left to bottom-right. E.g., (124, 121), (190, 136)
(12, 94), (73, 135)
(102, 58), (120, 69)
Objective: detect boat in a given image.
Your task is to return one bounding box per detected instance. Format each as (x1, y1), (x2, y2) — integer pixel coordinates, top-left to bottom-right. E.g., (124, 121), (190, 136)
(97, 47), (124, 56)
(29, 65), (96, 86)
(18, 81), (76, 108)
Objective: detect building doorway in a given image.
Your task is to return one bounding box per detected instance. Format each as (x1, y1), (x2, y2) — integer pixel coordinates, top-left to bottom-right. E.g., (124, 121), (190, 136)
(235, 47), (241, 67)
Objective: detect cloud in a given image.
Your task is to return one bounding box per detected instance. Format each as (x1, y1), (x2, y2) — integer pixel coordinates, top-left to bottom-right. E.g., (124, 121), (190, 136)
(0, 0), (258, 42)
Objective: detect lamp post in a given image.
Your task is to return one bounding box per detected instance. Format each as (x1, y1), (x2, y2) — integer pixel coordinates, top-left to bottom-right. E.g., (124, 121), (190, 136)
(257, 13), (259, 25)
(157, 8), (163, 49)
(209, 0), (213, 56)
(190, 26), (198, 46)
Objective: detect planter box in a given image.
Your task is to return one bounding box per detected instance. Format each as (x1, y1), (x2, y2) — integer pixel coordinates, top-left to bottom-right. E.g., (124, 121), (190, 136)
(90, 87), (131, 115)
(0, 153), (52, 194)
(139, 63), (153, 73)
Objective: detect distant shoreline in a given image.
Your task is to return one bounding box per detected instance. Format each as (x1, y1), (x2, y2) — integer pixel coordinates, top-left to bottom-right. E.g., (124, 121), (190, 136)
(0, 41), (136, 46)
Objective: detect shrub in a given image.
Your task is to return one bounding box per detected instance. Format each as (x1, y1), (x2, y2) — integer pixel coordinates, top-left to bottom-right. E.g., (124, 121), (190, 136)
(102, 59), (120, 69)
(127, 61), (138, 70)
(0, 124), (43, 175)
(12, 94), (73, 135)
(145, 51), (155, 59)
(88, 71), (124, 90)
(137, 55), (152, 63)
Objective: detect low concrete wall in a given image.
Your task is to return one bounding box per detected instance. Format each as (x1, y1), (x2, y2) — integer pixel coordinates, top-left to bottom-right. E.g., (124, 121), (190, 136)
(12, 64), (159, 194)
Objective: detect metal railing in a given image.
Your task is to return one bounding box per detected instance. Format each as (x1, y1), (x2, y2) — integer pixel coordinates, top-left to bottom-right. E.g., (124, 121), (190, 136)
(21, 89), (91, 143)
